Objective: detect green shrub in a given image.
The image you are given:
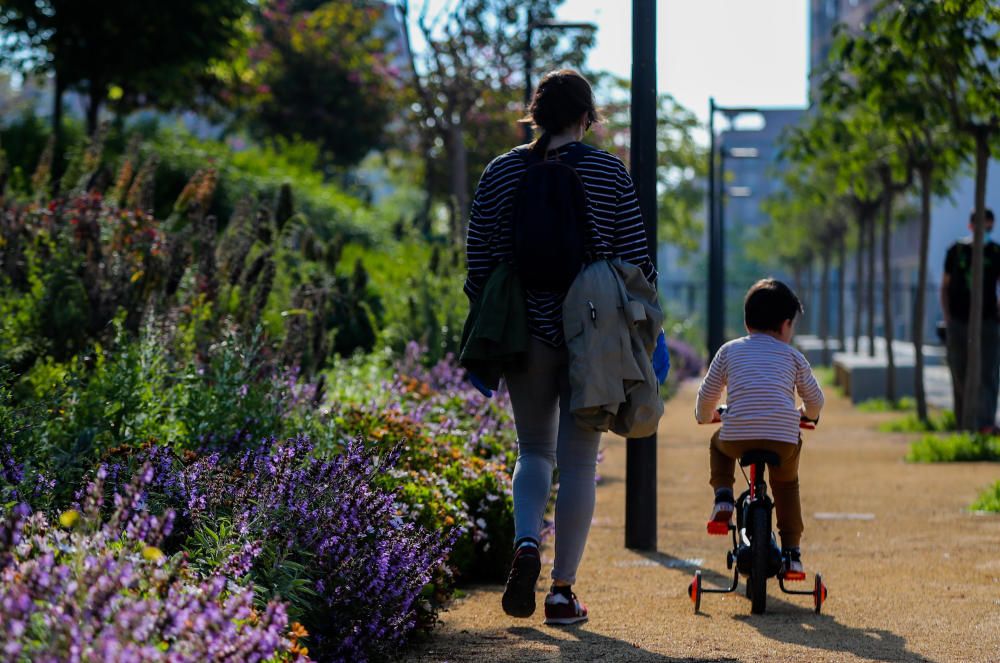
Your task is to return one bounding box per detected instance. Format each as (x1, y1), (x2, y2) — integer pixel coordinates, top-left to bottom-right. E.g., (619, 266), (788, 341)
(906, 432), (1000, 463)
(880, 409), (956, 433)
(858, 396), (916, 413)
(0, 112), (87, 197)
(340, 242), (467, 365)
(811, 366), (835, 387)
(1, 114), (381, 244)
(15, 321), (296, 504)
(147, 128), (378, 242)
(970, 481), (1000, 512)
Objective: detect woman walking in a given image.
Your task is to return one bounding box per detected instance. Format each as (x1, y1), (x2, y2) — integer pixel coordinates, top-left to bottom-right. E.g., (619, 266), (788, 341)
(463, 69), (657, 625)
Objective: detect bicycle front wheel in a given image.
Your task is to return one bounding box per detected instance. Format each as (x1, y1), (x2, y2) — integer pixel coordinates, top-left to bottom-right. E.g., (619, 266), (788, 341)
(749, 505), (769, 614)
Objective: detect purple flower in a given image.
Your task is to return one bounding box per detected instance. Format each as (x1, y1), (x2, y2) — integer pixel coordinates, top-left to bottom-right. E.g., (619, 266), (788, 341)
(0, 466), (293, 662)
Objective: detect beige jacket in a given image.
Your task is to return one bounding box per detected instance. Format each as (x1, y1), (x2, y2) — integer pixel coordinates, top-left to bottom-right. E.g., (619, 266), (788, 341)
(562, 258), (664, 437)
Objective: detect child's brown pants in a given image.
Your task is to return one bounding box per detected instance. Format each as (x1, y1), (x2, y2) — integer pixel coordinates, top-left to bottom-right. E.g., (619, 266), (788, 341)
(709, 430), (803, 548)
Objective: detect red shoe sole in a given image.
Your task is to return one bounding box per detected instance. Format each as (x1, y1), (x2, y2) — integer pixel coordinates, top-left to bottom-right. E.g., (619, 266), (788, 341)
(706, 520), (730, 535)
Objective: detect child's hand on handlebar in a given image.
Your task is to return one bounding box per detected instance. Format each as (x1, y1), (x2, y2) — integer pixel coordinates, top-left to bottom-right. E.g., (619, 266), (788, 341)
(798, 407), (818, 429)
(711, 405), (727, 424)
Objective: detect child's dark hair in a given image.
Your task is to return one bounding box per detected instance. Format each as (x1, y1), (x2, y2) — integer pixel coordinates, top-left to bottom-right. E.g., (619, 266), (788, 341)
(522, 69), (601, 158)
(744, 279), (803, 332)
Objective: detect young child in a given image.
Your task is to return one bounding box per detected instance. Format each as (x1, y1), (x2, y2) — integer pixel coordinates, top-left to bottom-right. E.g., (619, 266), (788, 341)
(695, 278), (825, 576)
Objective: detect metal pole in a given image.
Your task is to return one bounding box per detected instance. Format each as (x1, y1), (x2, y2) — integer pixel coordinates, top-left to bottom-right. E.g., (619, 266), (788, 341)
(626, 0), (657, 552)
(707, 99), (723, 360)
(523, 10), (534, 145)
(718, 146), (726, 345)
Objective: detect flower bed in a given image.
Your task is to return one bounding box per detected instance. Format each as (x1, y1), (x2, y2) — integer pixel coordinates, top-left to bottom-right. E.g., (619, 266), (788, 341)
(1, 337), (518, 661)
(0, 139), (522, 661)
(324, 343), (517, 580)
(0, 466), (295, 662)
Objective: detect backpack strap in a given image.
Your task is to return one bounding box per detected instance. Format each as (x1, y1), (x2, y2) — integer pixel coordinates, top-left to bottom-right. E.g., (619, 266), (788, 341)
(555, 143), (602, 263)
(556, 141), (596, 168)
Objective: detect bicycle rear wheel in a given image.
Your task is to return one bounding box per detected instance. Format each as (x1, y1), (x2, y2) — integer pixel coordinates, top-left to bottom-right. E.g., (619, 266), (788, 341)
(749, 505), (769, 614)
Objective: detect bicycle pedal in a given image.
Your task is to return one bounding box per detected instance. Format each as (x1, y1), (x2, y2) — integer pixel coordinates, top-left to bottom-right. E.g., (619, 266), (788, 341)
(706, 521), (730, 535)
(782, 571), (806, 582)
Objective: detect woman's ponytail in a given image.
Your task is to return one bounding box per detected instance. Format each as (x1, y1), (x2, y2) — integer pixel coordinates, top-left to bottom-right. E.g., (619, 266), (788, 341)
(530, 131), (553, 159)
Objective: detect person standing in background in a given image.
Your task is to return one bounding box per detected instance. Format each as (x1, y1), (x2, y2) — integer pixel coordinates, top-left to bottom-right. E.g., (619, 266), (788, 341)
(940, 208), (1000, 434)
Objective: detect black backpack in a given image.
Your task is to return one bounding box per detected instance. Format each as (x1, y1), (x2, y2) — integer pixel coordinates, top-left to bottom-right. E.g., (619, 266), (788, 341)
(509, 143), (593, 292)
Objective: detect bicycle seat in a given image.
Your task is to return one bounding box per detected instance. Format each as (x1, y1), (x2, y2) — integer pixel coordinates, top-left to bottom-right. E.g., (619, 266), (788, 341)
(739, 450), (781, 468)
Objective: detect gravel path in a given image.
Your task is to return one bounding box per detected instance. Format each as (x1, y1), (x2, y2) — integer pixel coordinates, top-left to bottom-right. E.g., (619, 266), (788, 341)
(407, 381), (1000, 662)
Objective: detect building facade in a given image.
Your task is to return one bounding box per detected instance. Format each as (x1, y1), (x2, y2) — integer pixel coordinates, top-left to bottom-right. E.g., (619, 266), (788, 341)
(809, 0), (879, 102)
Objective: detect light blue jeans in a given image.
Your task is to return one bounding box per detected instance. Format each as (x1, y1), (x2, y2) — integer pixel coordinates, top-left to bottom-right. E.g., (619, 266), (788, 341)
(504, 338), (602, 585)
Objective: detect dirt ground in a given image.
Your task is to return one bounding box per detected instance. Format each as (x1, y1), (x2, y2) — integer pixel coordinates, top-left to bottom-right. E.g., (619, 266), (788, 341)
(406, 381), (1000, 663)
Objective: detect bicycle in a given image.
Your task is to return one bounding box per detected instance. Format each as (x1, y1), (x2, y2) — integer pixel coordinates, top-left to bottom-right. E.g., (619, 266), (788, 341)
(688, 406), (828, 615)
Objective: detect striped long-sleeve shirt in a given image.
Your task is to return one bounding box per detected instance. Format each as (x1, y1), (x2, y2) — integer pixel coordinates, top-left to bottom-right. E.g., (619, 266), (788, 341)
(463, 142), (657, 347)
(695, 333), (825, 444)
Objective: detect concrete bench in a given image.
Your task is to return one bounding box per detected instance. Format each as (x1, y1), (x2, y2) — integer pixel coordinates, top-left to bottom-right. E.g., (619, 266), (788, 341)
(838, 337), (947, 367)
(794, 336), (843, 366)
(832, 352), (917, 404)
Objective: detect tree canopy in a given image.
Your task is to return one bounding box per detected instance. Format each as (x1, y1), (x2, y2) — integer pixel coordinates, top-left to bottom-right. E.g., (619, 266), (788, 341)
(0, 0), (248, 133)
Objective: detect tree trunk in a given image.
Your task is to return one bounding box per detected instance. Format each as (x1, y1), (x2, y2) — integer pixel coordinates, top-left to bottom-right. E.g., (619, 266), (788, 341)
(961, 132), (990, 431)
(820, 245), (831, 365)
(881, 177), (896, 404)
(803, 259), (818, 336)
(854, 212), (864, 354)
(446, 122), (470, 249)
(51, 71), (65, 197)
(838, 231), (847, 354)
(867, 209), (877, 357)
(417, 131), (436, 238)
(913, 164), (933, 425)
(792, 266), (804, 306)
(86, 80), (102, 136)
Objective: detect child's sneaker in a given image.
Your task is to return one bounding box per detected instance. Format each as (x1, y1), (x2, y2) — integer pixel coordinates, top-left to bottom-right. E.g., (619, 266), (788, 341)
(781, 548), (805, 581)
(501, 541), (541, 618)
(707, 488), (734, 534)
(544, 586), (588, 625)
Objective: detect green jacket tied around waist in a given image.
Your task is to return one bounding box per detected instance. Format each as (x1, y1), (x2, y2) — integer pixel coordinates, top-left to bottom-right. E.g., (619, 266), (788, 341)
(459, 262), (529, 390)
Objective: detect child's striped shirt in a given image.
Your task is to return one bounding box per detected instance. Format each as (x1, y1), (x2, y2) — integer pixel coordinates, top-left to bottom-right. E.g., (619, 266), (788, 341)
(695, 333), (825, 444)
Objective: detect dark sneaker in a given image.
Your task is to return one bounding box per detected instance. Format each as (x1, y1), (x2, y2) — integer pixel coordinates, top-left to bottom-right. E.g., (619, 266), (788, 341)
(544, 589), (588, 625)
(502, 544), (541, 618)
(781, 548), (805, 581)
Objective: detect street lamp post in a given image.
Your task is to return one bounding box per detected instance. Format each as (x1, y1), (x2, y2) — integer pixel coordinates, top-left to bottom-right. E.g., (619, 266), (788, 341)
(625, 0), (657, 552)
(522, 10), (597, 144)
(707, 102), (760, 360)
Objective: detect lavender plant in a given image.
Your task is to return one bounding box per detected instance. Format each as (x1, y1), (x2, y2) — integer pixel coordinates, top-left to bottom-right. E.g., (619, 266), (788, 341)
(0, 464), (296, 662)
(188, 439), (452, 661)
(109, 438), (452, 663)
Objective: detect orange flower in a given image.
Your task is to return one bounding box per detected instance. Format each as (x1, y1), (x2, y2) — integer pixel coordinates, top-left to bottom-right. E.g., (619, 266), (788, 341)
(289, 622), (309, 640)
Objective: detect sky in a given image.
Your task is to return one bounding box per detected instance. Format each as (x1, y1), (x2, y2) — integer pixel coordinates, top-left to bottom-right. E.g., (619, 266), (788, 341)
(552, 0), (810, 124)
